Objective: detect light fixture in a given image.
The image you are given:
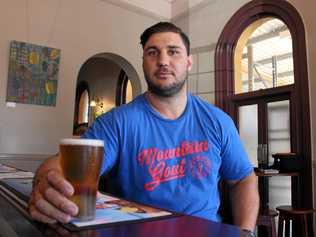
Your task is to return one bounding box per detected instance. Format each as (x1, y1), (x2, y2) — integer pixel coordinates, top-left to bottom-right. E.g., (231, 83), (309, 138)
(90, 100), (96, 107)
(89, 97), (114, 119)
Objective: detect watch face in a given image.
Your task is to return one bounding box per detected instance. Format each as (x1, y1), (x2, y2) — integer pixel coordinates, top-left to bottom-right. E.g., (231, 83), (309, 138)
(242, 229), (256, 237)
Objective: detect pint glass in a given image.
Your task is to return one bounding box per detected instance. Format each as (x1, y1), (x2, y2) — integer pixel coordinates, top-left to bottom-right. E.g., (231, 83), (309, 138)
(59, 138), (104, 221)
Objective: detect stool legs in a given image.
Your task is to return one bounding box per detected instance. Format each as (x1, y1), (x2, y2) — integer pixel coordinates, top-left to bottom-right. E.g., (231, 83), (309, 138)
(257, 209), (278, 237)
(278, 214), (311, 237)
(270, 218), (277, 237)
(284, 219), (290, 237)
(276, 205), (315, 237)
(278, 215), (284, 237)
(301, 215), (308, 237)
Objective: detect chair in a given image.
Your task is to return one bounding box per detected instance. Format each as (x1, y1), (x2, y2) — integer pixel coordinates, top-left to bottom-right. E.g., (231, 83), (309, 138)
(257, 209), (278, 237)
(98, 162), (122, 196)
(276, 205), (315, 237)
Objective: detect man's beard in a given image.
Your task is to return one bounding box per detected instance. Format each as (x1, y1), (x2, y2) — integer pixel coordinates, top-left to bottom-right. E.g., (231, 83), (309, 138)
(144, 73), (187, 97)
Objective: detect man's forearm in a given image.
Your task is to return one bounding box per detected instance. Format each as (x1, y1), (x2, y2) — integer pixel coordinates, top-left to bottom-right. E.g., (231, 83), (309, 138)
(229, 172), (259, 231)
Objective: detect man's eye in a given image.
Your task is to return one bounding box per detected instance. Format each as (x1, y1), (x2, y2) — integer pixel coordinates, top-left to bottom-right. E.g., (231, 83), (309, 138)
(168, 50), (180, 56)
(147, 50), (158, 56)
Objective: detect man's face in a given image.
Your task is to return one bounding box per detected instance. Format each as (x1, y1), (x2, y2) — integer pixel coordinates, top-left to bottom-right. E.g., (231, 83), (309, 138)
(142, 32), (192, 97)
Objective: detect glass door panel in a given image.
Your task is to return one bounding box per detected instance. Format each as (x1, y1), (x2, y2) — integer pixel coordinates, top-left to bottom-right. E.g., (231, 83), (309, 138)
(267, 100), (291, 164)
(267, 100), (291, 208)
(238, 104), (258, 166)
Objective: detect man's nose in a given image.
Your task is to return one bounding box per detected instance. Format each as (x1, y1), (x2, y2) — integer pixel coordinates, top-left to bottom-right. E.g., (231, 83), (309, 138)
(157, 51), (169, 67)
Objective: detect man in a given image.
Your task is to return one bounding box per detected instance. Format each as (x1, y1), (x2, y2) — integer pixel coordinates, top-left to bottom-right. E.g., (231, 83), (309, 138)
(28, 22), (259, 235)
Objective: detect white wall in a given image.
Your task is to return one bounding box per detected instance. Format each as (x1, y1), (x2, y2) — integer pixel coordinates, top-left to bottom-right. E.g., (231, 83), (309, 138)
(174, 0), (248, 104)
(0, 0), (159, 155)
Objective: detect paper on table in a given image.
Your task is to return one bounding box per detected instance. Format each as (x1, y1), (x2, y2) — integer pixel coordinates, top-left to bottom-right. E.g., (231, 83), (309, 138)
(0, 172), (34, 179)
(262, 169), (279, 174)
(71, 192), (172, 227)
(0, 164), (18, 173)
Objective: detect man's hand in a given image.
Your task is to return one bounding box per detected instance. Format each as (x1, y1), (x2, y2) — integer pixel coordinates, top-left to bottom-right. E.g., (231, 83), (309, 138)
(28, 168), (78, 223)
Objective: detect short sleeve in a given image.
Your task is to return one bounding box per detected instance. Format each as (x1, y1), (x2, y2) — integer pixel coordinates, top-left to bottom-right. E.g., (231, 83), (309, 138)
(219, 114), (253, 181)
(81, 111), (119, 175)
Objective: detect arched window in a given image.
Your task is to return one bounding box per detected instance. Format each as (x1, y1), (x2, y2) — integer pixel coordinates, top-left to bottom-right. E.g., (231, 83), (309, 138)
(73, 81), (90, 135)
(234, 18), (293, 94)
(215, 0), (312, 222)
(116, 70), (133, 106)
(78, 90), (89, 124)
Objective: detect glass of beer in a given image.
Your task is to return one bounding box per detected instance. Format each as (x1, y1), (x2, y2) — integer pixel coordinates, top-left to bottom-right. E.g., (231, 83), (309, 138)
(59, 138), (104, 221)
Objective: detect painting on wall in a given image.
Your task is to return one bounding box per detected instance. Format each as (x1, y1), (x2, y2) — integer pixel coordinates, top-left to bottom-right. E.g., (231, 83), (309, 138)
(6, 41), (61, 106)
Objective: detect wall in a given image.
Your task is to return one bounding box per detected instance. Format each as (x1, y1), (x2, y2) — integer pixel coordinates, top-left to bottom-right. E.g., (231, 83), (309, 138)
(0, 0), (158, 155)
(173, 0), (249, 104)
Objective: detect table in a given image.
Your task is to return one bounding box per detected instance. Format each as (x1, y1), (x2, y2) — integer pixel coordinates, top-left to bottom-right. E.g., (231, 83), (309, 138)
(0, 160), (245, 237)
(255, 170), (300, 237)
(255, 170), (300, 210)
(0, 191), (246, 237)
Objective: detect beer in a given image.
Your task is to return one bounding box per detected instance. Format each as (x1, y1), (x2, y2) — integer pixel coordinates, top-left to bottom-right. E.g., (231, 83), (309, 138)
(59, 138), (104, 221)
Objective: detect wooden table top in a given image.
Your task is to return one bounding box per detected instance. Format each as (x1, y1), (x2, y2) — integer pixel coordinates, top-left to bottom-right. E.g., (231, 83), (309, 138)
(0, 193), (244, 237)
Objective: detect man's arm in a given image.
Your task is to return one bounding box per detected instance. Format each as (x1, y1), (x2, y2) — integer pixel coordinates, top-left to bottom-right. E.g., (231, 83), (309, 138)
(227, 172), (259, 231)
(28, 155), (78, 223)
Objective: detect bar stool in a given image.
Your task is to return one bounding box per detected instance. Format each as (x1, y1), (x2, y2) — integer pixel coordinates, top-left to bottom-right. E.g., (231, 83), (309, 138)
(276, 205), (315, 237)
(257, 209), (278, 237)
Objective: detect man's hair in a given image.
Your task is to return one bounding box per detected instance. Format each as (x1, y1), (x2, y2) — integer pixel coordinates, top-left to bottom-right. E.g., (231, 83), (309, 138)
(140, 22), (190, 55)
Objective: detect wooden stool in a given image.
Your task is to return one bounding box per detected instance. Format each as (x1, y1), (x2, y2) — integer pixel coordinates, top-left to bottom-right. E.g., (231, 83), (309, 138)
(276, 205), (315, 237)
(257, 209), (278, 237)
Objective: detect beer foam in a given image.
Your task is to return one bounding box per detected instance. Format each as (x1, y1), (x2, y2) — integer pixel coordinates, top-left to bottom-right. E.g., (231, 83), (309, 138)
(60, 138), (104, 147)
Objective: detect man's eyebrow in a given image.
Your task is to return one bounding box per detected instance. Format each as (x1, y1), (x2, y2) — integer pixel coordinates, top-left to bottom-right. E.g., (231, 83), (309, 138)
(167, 45), (183, 50)
(144, 45), (184, 51)
(144, 46), (158, 52)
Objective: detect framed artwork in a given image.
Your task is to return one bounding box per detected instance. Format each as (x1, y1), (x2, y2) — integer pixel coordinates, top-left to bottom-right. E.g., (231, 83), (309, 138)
(6, 41), (61, 106)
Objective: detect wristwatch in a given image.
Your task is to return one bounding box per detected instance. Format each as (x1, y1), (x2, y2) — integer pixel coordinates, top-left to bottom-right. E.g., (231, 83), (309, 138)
(242, 229), (256, 237)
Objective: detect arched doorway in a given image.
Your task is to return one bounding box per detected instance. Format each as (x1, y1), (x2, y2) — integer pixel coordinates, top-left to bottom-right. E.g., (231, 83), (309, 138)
(215, 0), (312, 235)
(73, 53), (140, 135)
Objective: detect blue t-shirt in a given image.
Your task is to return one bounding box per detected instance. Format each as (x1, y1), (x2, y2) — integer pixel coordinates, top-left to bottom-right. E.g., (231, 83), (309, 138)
(82, 93), (253, 222)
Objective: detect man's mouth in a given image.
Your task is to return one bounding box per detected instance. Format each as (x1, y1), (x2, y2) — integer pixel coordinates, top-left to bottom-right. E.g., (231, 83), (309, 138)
(155, 71), (173, 79)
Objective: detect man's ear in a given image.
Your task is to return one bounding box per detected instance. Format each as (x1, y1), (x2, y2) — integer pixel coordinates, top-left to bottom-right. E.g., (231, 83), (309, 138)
(187, 55), (193, 71)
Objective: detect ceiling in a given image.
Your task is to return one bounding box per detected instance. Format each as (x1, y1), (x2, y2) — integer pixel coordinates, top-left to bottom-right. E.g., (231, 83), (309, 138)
(102, 0), (208, 19)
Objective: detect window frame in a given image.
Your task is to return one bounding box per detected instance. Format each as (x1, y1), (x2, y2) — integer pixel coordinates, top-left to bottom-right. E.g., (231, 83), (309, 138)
(214, 0), (312, 212)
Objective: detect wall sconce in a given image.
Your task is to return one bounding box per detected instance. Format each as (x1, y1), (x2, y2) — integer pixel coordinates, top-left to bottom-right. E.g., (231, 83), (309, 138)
(90, 100), (97, 107)
(89, 97), (110, 119)
(90, 97), (103, 108)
